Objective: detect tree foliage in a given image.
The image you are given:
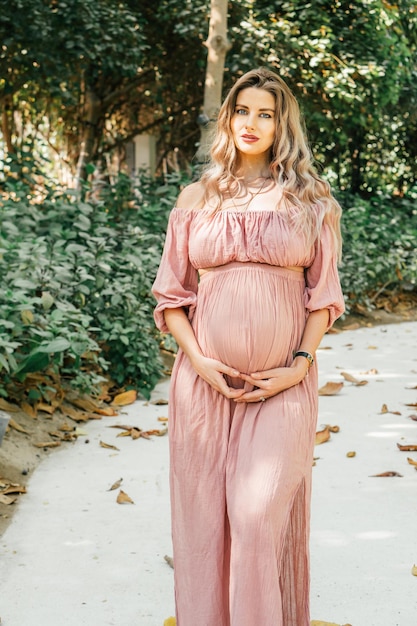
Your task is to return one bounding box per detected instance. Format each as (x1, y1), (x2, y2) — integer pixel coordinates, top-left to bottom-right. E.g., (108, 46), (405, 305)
(0, 170), (186, 403)
(1, 0), (416, 193)
(0, 1), (416, 407)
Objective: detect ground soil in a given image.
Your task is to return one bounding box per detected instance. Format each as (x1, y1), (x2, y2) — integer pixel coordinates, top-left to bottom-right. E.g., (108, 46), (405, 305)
(1, 294), (417, 537)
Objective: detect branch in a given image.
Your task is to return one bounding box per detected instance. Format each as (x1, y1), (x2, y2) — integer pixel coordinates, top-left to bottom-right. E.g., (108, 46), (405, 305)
(101, 69), (155, 109)
(99, 102), (200, 155)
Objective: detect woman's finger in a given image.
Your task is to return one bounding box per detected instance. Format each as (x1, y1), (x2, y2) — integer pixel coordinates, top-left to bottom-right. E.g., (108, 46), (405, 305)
(250, 367), (279, 379)
(234, 391), (268, 403)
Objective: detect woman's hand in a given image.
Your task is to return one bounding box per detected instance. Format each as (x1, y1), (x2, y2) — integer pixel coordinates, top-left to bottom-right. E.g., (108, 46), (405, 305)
(191, 354), (246, 400)
(164, 308), (245, 399)
(235, 360), (309, 403)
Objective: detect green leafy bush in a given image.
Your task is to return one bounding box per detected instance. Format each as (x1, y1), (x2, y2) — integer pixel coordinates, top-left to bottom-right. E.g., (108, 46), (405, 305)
(0, 172), (186, 402)
(2, 167), (416, 408)
(339, 193), (417, 313)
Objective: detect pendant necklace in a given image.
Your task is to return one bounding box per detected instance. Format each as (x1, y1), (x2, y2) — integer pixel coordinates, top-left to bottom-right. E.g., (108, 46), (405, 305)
(227, 177), (270, 211)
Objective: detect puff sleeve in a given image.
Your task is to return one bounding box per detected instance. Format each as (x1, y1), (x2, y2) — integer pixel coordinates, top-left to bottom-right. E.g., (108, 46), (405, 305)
(152, 208), (198, 333)
(304, 220), (345, 329)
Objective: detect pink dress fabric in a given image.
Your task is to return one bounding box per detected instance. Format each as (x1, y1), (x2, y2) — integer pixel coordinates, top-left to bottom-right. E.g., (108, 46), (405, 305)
(152, 205), (345, 626)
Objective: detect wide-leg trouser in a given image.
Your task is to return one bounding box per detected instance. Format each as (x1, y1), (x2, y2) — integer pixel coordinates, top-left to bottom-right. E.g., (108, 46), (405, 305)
(168, 264), (318, 626)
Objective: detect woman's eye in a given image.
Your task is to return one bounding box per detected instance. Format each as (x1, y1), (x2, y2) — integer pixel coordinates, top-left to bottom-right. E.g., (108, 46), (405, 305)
(260, 112), (272, 118)
(235, 108), (248, 115)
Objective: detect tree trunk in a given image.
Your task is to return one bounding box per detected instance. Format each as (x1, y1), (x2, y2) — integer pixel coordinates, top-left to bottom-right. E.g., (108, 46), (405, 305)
(195, 0), (230, 164)
(348, 131), (364, 195)
(1, 94), (15, 156)
(74, 84), (102, 189)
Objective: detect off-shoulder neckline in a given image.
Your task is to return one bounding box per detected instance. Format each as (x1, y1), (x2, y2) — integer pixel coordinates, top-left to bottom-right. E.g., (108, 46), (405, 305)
(172, 207), (282, 214)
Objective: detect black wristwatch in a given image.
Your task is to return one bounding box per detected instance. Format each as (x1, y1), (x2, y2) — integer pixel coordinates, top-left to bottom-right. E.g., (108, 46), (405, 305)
(293, 350), (314, 368)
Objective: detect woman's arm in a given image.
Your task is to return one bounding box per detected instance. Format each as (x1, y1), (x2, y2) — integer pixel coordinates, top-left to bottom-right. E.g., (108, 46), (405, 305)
(291, 308), (330, 378)
(164, 308), (246, 399)
(236, 308), (330, 403)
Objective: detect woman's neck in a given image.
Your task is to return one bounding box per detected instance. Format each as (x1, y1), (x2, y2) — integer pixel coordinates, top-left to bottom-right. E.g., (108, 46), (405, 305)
(235, 156), (271, 183)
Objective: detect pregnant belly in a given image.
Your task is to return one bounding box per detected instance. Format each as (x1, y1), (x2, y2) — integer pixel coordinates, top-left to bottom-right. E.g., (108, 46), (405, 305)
(192, 263), (306, 374)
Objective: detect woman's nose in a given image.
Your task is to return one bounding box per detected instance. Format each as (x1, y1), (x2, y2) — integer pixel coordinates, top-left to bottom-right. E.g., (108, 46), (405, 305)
(245, 118), (255, 131)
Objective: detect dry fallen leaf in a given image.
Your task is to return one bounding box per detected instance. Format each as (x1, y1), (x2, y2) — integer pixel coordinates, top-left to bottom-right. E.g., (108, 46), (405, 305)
(131, 428), (144, 439)
(408, 414), (417, 421)
(0, 494), (18, 505)
(346, 451), (356, 458)
(93, 406), (118, 417)
(370, 471), (403, 477)
(158, 416), (168, 422)
(107, 478), (123, 491)
(8, 418), (29, 434)
(48, 430), (77, 442)
(59, 404), (90, 422)
(340, 371), (368, 386)
(150, 427), (168, 437)
(151, 398), (169, 405)
(341, 322), (360, 330)
(0, 477), (27, 506)
(412, 565), (417, 577)
(21, 402), (37, 418)
(407, 457), (417, 467)
(163, 618), (176, 626)
(327, 425), (340, 433)
(1, 483), (26, 496)
(111, 424), (168, 440)
(112, 390), (137, 406)
(405, 402), (417, 408)
(380, 404), (401, 415)
(397, 443), (417, 451)
(164, 554), (174, 569)
(69, 396), (102, 413)
(100, 440), (120, 451)
(37, 402), (56, 414)
(318, 382), (344, 396)
(33, 441), (61, 448)
(361, 368), (378, 375)
(117, 489), (134, 504)
(315, 426), (331, 445)
(0, 398), (19, 412)
(58, 423), (75, 432)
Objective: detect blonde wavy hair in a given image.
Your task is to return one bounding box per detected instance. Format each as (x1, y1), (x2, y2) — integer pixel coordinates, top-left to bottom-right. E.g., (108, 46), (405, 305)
(200, 67), (342, 257)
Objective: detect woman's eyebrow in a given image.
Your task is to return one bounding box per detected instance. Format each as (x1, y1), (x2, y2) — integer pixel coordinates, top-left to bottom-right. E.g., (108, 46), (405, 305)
(235, 103), (275, 112)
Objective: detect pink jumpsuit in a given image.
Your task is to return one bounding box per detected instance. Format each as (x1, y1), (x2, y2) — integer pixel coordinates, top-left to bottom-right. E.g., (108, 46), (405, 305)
(152, 205), (344, 626)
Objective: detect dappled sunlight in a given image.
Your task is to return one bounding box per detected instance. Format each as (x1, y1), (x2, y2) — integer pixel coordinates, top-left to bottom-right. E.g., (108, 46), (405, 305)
(381, 422), (417, 430)
(312, 530), (350, 548)
(355, 530), (397, 541)
(366, 431), (404, 438)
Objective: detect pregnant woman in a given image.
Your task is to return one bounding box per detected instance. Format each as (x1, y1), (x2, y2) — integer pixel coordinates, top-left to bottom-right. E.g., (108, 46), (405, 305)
(152, 67), (345, 626)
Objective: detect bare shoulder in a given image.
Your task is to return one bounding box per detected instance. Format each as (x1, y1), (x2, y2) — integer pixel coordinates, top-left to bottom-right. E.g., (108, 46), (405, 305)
(176, 181), (206, 211)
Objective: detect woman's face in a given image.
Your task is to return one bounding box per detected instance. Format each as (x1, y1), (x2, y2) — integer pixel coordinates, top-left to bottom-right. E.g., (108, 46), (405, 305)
(230, 87), (276, 158)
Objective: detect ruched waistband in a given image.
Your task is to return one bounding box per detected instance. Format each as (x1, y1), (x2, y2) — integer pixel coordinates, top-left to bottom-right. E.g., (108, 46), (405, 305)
(199, 261), (305, 282)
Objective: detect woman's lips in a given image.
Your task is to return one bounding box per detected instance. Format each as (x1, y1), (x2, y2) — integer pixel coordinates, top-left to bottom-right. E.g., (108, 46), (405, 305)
(241, 134), (259, 143)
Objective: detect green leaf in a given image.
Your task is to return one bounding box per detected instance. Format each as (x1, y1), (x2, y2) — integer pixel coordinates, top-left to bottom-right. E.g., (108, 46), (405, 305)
(14, 279), (37, 290)
(41, 292), (55, 310)
(0, 353), (10, 372)
(38, 338), (71, 353)
(15, 352), (50, 376)
(28, 388), (42, 401)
